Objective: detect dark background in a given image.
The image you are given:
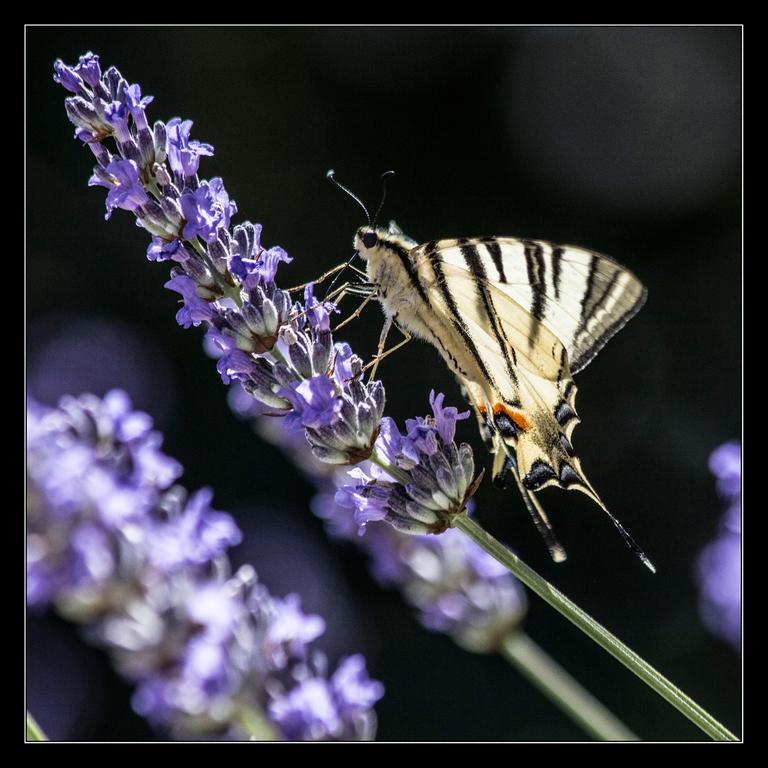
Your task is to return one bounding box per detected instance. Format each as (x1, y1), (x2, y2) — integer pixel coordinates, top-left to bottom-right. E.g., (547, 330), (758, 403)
(26, 26), (741, 742)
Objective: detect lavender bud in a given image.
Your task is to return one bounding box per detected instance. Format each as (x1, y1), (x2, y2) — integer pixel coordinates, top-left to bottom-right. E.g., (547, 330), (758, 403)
(286, 332), (314, 379)
(182, 255), (217, 292)
(137, 126), (156, 168)
(208, 238), (230, 274)
(103, 66), (125, 100)
(153, 162), (172, 187)
(153, 121), (168, 164)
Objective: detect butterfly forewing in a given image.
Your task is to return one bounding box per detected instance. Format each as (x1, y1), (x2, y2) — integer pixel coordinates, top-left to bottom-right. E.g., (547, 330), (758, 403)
(416, 253), (568, 383)
(419, 237), (647, 375)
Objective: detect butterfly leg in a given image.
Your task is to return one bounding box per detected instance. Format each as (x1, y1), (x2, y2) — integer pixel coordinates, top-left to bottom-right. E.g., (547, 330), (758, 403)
(363, 319), (413, 380)
(286, 262), (349, 293)
(286, 261), (370, 294)
(290, 280), (354, 326)
(333, 287), (379, 333)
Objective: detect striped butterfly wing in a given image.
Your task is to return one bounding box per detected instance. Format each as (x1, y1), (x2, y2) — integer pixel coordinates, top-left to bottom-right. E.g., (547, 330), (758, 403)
(412, 248), (587, 486)
(410, 237), (652, 569)
(434, 237), (647, 375)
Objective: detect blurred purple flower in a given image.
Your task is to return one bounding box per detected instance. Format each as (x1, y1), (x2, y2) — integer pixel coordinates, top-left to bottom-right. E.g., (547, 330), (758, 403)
(696, 440), (741, 652)
(27, 391), (383, 740)
(268, 655), (383, 741)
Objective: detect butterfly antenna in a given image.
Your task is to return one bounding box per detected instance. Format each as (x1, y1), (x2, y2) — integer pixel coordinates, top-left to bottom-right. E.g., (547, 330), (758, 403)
(327, 169), (371, 226)
(371, 170), (396, 229)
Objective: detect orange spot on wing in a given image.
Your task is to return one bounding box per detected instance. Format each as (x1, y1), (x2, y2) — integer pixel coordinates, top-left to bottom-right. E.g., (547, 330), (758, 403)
(477, 404), (487, 415)
(492, 403), (531, 432)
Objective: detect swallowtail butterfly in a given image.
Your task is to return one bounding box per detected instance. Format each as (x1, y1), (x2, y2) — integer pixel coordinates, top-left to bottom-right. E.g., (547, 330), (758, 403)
(331, 173), (653, 571)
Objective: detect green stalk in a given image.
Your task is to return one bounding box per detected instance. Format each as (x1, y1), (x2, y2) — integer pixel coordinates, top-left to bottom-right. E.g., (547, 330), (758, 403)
(26, 711), (47, 741)
(454, 514), (738, 742)
(502, 632), (638, 741)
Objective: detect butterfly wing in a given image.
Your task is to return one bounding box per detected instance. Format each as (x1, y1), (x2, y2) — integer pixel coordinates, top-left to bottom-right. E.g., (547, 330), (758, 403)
(428, 238), (647, 375)
(411, 243), (590, 487)
(408, 238), (652, 568)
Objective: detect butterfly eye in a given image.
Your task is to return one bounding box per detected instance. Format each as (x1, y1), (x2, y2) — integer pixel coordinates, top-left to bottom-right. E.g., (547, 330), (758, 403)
(362, 231), (378, 249)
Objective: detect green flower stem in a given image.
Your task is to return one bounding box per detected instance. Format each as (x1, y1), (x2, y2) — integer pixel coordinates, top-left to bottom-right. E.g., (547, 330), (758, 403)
(26, 711), (47, 741)
(454, 514), (738, 742)
(502, 631), (638, 741)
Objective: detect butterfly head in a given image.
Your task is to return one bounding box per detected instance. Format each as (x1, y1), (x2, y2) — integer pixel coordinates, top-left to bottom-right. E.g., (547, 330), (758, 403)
(354, 221), (418, 262)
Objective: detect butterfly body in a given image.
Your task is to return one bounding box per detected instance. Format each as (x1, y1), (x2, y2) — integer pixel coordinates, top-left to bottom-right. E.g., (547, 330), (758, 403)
(353, 221), (652, 569)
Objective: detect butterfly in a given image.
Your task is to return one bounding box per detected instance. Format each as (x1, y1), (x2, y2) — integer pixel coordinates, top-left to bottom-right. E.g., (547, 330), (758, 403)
(328, 172), (653, 571)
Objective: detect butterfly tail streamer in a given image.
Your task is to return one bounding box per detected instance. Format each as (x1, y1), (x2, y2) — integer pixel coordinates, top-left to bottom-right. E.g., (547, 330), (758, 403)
(594, 496), (657, 574)
(549, 454), (657, 574)
(488, 397), (654, 573)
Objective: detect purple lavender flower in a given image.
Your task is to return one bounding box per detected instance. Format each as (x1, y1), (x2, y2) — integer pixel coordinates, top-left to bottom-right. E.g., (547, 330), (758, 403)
(56, 53), (390, 474)
(179, 178), (237, 242)
(303, 283), (339, 332)
(164, 274), (217, 329)
(696, 441), (741, 652)
(336, 392), (478, 535)
(147, 236), (190, 263)
(27, 391), (383, 740)
(166, 118), (214, 179)
(282, 374), (343, 430)
(53, 57), (86, 94)
(245, 398), (527, 653)
(89, 159), (150, 219)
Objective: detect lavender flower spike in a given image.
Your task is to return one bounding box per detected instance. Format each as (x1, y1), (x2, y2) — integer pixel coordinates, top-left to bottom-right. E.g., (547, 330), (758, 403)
(27, 391), (383, 740)
(56, 54), (387, 471)
(337, 392), (481, 536)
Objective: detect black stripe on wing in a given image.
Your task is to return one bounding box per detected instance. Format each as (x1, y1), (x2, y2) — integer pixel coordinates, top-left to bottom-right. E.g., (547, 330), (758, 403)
(570, 284), (647, 373)
(480, 237), (508, 283)
(459, 241), (519, 387)
(523, 240), (548, 350)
